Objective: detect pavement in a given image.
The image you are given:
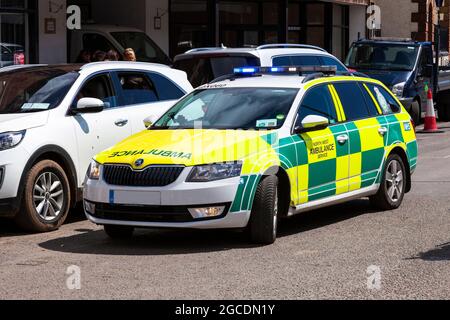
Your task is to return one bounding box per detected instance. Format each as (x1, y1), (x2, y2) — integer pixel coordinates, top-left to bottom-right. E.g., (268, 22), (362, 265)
(1, 123), (450, 300)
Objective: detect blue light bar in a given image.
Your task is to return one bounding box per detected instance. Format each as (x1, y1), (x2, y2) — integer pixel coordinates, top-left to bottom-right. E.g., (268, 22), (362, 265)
(233, 65), (337, 76)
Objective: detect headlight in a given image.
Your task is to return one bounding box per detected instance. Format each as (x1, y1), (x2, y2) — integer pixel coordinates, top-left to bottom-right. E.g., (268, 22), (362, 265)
(392, 82), (406, 98)
(187, 162), (242, 182)
(0, 130), (25, 151)
(88, 160), (101, 180)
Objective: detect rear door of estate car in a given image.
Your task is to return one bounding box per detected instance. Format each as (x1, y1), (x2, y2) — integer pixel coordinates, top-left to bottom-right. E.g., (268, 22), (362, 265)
(331, 81), (386, 191)
(111, 70), (186, 134)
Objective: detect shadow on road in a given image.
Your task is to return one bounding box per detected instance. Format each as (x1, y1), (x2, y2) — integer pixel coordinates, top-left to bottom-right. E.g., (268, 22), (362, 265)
(408, 242), (450, 261)
(37, 199), (376, 256)
(0, 206), (87, 236)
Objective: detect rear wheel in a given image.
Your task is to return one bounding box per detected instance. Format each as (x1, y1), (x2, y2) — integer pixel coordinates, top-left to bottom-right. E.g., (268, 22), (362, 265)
(370, 154), (406, 211)
(104, 225), (135, 239)
(248, 175), (279, 245)
(410, 100), (421, 125)
(15, 160), (71, 233)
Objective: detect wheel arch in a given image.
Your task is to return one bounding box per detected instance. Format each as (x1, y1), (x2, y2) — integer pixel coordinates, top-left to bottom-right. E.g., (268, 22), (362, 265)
(387, 146), (411, 193)
(18, 145), (79, 208)
(262, 165), (292, 217)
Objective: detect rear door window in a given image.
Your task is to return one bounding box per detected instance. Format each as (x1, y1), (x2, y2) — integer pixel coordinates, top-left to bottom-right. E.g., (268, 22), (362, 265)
(116, 72), (159, 106)
(147, 72), (185, 101)
(333, 82), (371, 121)
(174, 55), (260, 88)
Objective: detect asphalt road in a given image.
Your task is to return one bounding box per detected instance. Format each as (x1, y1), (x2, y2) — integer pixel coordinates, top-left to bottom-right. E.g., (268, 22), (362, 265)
(1, 123), (450, 300)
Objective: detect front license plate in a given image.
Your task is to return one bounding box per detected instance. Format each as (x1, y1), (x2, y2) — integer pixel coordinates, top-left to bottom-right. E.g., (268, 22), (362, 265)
(110, 190), (161, 206)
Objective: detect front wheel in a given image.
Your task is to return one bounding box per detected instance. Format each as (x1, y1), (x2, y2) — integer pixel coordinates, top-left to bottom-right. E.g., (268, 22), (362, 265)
(248, 175), (279, 245)
(15, 160), (71, 233)
(410, 100), (421, 125)
(370, 154), (407, 211)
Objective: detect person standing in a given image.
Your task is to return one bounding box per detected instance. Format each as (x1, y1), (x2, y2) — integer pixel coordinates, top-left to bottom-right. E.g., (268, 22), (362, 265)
(123, 48), (137, 62)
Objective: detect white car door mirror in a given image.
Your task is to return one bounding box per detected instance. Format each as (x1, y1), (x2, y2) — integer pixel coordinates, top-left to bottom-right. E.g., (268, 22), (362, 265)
(295, 115), (329, 134)
(73, 97), (105, 114)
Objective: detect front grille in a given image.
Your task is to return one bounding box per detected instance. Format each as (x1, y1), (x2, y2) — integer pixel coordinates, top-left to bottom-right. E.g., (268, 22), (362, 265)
(103, 165), (184, 187)
(92, 203), (195, 223)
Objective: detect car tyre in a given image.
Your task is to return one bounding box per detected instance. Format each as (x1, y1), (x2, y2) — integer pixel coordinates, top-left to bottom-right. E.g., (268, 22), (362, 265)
(248, 175), (279, 245)
(15, 160), (71, 233)
(410, 100), (421, 125)
(370, 154), (406, 211)
(104, 225), (135, 239)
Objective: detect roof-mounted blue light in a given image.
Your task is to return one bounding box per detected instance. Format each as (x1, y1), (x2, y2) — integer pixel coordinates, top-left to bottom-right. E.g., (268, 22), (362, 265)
(233, 65), (337, 76)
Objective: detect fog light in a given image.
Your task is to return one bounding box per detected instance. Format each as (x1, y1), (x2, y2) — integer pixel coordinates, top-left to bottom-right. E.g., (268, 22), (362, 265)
(188, 206), (225, 219)
(84, 200), (96, 215)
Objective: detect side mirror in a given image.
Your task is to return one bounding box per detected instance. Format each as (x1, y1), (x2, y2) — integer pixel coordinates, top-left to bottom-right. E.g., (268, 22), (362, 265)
(144, 115), (159, 129)
(72, 97), (105, 114)
(294, 115), (330, 134)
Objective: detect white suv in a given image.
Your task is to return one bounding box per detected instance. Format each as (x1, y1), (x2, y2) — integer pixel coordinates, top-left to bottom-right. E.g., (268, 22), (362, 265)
(173, 44), (348, 87)
(0, 62), (192, 232)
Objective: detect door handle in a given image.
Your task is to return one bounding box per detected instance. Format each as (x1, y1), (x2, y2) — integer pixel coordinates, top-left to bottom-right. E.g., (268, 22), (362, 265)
(378, 127), (388, 136)
(115, 119), (129, 127)
(337, 134), (349, 144)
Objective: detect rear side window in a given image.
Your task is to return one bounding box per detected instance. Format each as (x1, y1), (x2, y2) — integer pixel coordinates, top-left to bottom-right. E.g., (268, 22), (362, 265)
(147, 72), (185, 101)
(319, 56), (347, 72)
(358, 83), (381, 117)
(117, 72), (159, 106)
(333, 82), (370, 121)
(174, 56), (260, 88)
(366, 83), (401, 114)
(273, 55), (322, 67)
(297, 85), (338, 126)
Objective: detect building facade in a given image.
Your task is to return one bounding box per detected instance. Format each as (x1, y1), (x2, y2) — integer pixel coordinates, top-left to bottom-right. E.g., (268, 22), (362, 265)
(0, 0), (369, 66)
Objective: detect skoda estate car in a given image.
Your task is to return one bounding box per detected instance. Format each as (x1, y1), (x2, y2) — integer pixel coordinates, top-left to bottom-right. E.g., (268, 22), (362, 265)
(84, 66), (418, 245)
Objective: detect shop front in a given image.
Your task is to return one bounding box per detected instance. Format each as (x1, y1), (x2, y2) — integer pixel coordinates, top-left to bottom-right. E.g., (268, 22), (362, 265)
(0, 0), (38, 66)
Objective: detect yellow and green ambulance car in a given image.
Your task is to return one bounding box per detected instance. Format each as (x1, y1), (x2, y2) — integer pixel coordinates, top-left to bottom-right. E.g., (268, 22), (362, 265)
(83, 66), (418, 244)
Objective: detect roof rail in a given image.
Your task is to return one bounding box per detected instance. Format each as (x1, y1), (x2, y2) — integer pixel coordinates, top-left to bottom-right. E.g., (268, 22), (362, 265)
(185, 44), (228, 54)
(257, 44), (327, 53)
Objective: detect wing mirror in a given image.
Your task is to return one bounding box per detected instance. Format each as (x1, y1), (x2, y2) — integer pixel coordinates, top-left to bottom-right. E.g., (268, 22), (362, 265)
(144, 115), (159, 129)
(72, 98), (105, 114)
(294, 115), (330, 134)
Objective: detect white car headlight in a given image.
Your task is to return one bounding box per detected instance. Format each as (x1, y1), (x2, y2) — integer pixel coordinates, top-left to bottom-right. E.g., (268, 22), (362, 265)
(392, 82), (406, 98)
(187, 162), (243, 182)
(88, 160), (101, 180)
(0, 130), (25, 151)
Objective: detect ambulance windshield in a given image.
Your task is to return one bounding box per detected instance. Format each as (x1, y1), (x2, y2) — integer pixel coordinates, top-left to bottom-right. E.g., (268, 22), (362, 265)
(153, 87), (298, 130)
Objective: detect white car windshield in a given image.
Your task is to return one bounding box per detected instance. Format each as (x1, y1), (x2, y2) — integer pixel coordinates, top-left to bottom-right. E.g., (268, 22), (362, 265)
(0, 66), (80, 114)
(154, 87), (298, 130)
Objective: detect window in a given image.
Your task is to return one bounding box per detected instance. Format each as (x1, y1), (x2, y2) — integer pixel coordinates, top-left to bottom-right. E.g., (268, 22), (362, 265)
(82, 33), (115, 53)
(319, 56), (347, 72)
(147, 72), (185, 101)
(77, 74), (116, 109)
(297, 85), (337, 126)
(273, 55), (322, 67)
(333, 82), (370, 121)
(358, 83), (381, 117)
(365, 83), (401, 114)
(117, 73), (159, 106)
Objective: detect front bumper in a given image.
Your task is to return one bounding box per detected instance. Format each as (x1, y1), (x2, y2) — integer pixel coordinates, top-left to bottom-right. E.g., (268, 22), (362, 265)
(83, 167), (250, 229)
(0, 145), (30, 200)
